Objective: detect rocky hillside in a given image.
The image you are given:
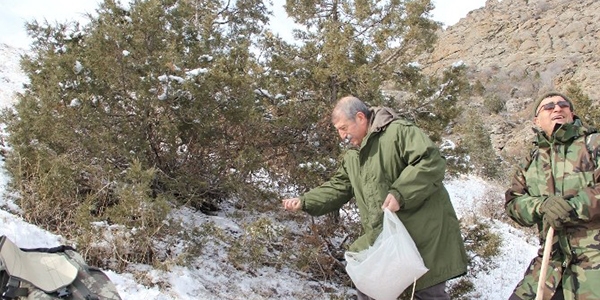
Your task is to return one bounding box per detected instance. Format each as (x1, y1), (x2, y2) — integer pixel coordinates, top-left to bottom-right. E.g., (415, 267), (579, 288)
(420, 0), (600, 161)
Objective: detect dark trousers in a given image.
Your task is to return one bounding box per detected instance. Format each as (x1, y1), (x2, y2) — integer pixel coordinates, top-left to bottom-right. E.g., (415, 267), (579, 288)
(357, 281), (450, 300)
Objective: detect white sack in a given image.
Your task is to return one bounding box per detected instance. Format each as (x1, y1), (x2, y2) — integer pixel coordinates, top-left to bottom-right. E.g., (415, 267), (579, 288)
(345, 208), (428, 300)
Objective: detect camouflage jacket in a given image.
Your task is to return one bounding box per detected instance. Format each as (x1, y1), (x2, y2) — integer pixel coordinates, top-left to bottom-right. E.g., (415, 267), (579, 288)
(505, 118), (600, 300)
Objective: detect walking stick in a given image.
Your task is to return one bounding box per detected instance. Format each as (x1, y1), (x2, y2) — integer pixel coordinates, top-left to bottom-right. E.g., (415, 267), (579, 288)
(536, 227), (554, 300)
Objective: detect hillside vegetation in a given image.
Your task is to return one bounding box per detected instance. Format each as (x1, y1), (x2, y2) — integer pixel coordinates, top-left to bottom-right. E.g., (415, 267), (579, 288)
(0, 0), (598, 298)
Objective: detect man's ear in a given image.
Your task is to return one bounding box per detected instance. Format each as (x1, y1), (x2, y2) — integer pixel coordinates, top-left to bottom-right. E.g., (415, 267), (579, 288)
(356, 111), (367, 123)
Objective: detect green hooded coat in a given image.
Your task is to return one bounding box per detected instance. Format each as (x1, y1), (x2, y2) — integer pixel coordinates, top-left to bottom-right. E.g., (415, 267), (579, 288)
(300, 107), (468, 291)
(505, 118), (600, 300)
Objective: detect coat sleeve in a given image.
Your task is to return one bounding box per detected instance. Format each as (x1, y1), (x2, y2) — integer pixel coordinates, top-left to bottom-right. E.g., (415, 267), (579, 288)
(300, 162), (353, 216)
(566, 134), (600, 222)
(505, 157), (544, 227)
(389, 124), (446, 211)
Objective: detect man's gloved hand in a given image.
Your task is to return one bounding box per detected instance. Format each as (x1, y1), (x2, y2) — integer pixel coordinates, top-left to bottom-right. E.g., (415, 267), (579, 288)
(540, 196), (574, 229)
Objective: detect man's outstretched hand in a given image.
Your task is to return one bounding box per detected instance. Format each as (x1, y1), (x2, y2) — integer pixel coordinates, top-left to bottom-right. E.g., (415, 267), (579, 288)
(282, 198), (302, 212)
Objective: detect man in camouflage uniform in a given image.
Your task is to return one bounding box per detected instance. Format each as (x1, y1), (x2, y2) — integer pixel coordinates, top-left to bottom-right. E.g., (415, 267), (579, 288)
(505, 91), (600, 300)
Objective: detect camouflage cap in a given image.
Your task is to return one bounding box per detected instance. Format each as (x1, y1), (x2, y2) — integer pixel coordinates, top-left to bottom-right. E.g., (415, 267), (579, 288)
(533, 91), (574, 116)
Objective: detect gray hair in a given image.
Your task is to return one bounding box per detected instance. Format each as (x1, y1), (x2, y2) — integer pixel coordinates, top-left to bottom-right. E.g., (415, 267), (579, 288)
(332, 96), (371, 122)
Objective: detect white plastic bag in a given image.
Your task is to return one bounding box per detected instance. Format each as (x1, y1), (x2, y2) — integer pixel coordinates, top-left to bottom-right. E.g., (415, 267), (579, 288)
(345, 208), (428, 300)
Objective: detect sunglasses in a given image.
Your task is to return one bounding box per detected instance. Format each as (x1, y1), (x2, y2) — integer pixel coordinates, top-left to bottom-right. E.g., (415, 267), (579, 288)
(535, 100), (571, 116)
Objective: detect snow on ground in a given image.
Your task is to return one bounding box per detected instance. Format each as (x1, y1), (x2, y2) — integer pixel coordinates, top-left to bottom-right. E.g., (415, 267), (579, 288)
(0, 169), (539, 299)
(446, 175), (538, 299)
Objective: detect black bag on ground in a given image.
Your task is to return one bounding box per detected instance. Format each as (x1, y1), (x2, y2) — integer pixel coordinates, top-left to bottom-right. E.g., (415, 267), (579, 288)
(0, 235), (121, 299)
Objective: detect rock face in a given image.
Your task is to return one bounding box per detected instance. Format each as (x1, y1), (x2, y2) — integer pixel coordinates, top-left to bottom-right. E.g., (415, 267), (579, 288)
(425, 0), (600, 98)
(420, 0), (600, 161)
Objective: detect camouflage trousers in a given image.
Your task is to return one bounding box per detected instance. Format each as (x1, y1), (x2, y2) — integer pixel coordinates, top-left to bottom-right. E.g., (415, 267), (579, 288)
(511, 251), (600, 300)
(508, 287), (564, 300)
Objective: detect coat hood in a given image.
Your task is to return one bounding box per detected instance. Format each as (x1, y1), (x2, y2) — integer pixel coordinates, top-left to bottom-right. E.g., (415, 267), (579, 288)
(368, 106), (398, 133)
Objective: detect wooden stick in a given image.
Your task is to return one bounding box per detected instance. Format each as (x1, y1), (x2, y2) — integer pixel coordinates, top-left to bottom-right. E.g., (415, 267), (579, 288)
(536, 227), (554, 300)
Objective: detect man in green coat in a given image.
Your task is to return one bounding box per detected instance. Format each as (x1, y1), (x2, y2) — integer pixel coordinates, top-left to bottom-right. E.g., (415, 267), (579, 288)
(505, 91), (600, 300)
(282, 96), (467, 300)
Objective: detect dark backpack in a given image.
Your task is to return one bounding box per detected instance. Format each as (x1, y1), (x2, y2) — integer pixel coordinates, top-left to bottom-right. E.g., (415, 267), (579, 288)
(0, 236), (121, 300)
